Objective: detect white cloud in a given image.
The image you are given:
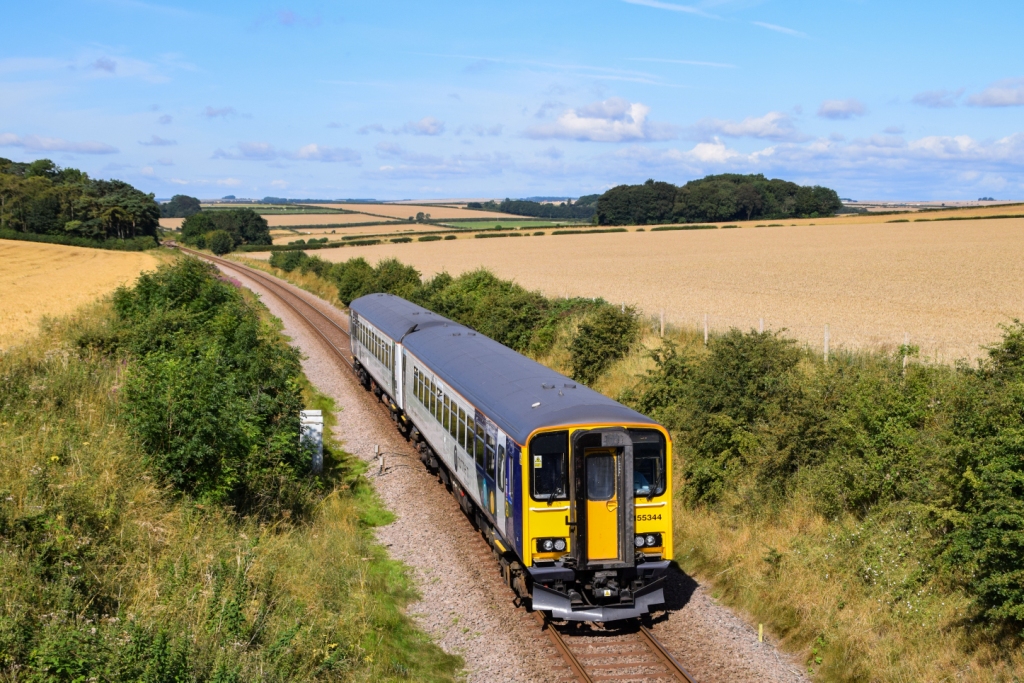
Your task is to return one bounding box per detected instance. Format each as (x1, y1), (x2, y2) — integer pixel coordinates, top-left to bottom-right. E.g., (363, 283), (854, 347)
(0, 132), (118, 154)
(912, 88), (964, 109)
(213, 141), (361, 164)
(752, 21), (807, 38)
(139, 134), (176, 146)
(968, 77), (1024, 107)
(357, 123), (386, 135)
(403, 117), (446, 136)
(690, 111), (806, 141)
(526, 98), (674, 142)
(621, 0), (717, 19)
(293, 144), (360, 163)
(818, 99), (867, 120)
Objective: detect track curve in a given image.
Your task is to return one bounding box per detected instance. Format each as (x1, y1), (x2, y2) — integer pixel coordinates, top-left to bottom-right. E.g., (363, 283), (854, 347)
(173, 245), (698, 683)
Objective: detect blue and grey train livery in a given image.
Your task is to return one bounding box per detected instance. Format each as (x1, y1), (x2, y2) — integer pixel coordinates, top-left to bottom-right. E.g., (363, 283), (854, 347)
(349, 293), (673, 622)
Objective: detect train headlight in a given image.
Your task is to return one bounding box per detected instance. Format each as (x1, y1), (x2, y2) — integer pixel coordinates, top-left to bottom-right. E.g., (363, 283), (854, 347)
(635, 533), (662, 548)
(535, 537), (568, 553)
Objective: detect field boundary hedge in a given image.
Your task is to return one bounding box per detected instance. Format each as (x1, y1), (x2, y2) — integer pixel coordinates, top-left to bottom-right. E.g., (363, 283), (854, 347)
(0, 230), (159, 251)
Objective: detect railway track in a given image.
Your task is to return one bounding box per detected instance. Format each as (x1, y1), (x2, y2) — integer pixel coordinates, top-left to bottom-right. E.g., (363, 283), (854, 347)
(175, 246), (698, 683)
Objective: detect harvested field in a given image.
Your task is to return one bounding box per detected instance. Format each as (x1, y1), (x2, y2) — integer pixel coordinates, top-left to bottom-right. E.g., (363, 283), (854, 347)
(304, 203), (519, 220)
(264, 213), (399, 227)
(258, 218), (1024, 362)
(159, 217), (183, 230)
(270, 224), (445, 244)
(0, 240), (159, 350)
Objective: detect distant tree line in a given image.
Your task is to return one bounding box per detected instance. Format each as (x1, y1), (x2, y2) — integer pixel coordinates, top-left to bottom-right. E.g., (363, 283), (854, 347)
(180, 209), (272, 254)
(160, 194), (202, 218)
(0, 157), (160, 247)
(596, 175), (843, 225)
(467, 195), (600, 220)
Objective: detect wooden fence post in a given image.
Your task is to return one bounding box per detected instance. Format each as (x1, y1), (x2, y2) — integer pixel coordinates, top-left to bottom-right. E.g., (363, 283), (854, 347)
(704, 314), (709, 345)
(759, 318), (764, 333)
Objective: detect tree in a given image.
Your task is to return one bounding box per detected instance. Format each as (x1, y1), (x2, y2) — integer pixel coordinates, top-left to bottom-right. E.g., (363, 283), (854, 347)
(208, 230), (234, 255)
(181, 212), (215, 245)
(161, 195), (202, 218)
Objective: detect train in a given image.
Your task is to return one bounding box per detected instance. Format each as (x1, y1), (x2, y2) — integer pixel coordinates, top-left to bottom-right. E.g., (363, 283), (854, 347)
(349, 293), (673, 622)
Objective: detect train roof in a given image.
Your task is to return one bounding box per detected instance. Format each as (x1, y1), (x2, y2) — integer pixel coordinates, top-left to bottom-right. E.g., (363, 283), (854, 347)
(350, 293), (658, 445)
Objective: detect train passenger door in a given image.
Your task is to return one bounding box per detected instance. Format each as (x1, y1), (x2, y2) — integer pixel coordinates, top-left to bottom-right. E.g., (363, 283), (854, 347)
(494, 429), (508, 538)
(584, 448), (619, 561)
(572, 429), (634, 568)
(393, 345), (404, 409)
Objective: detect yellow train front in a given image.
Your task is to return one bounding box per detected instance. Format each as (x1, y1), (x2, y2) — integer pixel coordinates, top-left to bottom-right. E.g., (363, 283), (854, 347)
(349, 293), (673, 622)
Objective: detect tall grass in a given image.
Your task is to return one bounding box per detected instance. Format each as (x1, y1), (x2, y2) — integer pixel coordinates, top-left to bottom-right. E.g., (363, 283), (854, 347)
(0, 288), (460, 680)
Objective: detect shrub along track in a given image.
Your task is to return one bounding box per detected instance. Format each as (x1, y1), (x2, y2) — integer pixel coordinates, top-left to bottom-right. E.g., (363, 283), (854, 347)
(174, 246), (807, 683)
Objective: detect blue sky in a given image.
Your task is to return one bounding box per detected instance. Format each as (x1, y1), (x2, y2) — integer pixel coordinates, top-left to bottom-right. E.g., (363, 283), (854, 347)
(2, 0), (1023, 200)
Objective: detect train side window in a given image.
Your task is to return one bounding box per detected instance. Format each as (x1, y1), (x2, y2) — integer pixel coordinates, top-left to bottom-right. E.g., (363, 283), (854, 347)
(497, 444), (506, 492)
(458, 408), (467, 448)
(466, 418), (475, 456)
(485, 432), (496, 479)
(429, 381), (436, 415)
(530, 431), (569, 501)
(475, 422), (486, 468)
(448, 402), (457, 437)
(629, 429), (667, 498)
(442, 396), (450, 431)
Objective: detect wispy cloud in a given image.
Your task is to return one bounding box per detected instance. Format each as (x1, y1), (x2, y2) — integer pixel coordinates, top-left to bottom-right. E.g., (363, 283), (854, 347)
(527, 97), (675, 142)
(91, 57), (117, 73)
(690, 111), (807, 141)
(912, 88), (964, 109)
(203, 106), (237, 118)
(818, 98), (867, 120)
(968, 77), (1024, 107)
(629, 57), (736, 69)
(139, 134), (176, 146)
(357, 123), (386, 135)
(212, 141), (361, 164)
(622, 0), (718, 19)
(403, 117), (445, 136)
(416, 52), (676, 87)
(158, 114), (173, 124)
(752, 21), (807, 38)
(0, 132), (118, 154)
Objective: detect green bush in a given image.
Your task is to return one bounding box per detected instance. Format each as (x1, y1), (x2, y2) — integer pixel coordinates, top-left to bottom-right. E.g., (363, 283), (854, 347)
(112, 258), (309, 515)
(269, 250), (309, 272)
(444, 235), (456, 240)
(620, 320), (1024, 631)
(568, 306), (641, 384)
(208, 229), (234, 254)
(391, 237), (413, 243)
(418, 235), (442, 242)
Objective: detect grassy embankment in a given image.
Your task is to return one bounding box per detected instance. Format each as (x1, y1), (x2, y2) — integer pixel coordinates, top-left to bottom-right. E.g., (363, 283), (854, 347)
(0, 257), (460, 681)
(249, 252), (1024, 682)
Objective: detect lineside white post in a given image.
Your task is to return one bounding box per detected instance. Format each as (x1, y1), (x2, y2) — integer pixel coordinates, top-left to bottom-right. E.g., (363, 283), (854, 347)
(759, 318), (764, 333)
(660, 309), (665, 337)
(300, 409), (324, 474)
(824, 324), (830, 363)
(704, 314), (709, 345)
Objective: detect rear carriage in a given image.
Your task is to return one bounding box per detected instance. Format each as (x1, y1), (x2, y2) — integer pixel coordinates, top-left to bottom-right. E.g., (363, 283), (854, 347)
(349, 293), (672, 621)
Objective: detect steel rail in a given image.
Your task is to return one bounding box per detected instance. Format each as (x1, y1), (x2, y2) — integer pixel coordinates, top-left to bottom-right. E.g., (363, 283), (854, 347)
(639, 625), (698, 683)
(175, 246), (354, 368)
(531, 612), (593, 683)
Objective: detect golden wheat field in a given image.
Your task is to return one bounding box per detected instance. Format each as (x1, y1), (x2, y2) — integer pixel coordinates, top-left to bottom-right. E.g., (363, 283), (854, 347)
(0, 240), (160, 350)
(264, 218), (1024, 361)
(305, 203), (518, 220)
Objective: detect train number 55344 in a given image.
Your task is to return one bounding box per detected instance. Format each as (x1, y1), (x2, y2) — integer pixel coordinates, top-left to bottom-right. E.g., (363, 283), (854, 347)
(636, 513), (663, 522)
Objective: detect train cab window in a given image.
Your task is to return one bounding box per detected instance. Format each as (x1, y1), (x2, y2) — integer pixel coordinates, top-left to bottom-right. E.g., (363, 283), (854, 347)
(485, 432), (496, 479)
(458, 408), (467, 448)
(475, 423), (486, 468)
(629, 429), (667, 498)
(530, 431), (569, 501)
